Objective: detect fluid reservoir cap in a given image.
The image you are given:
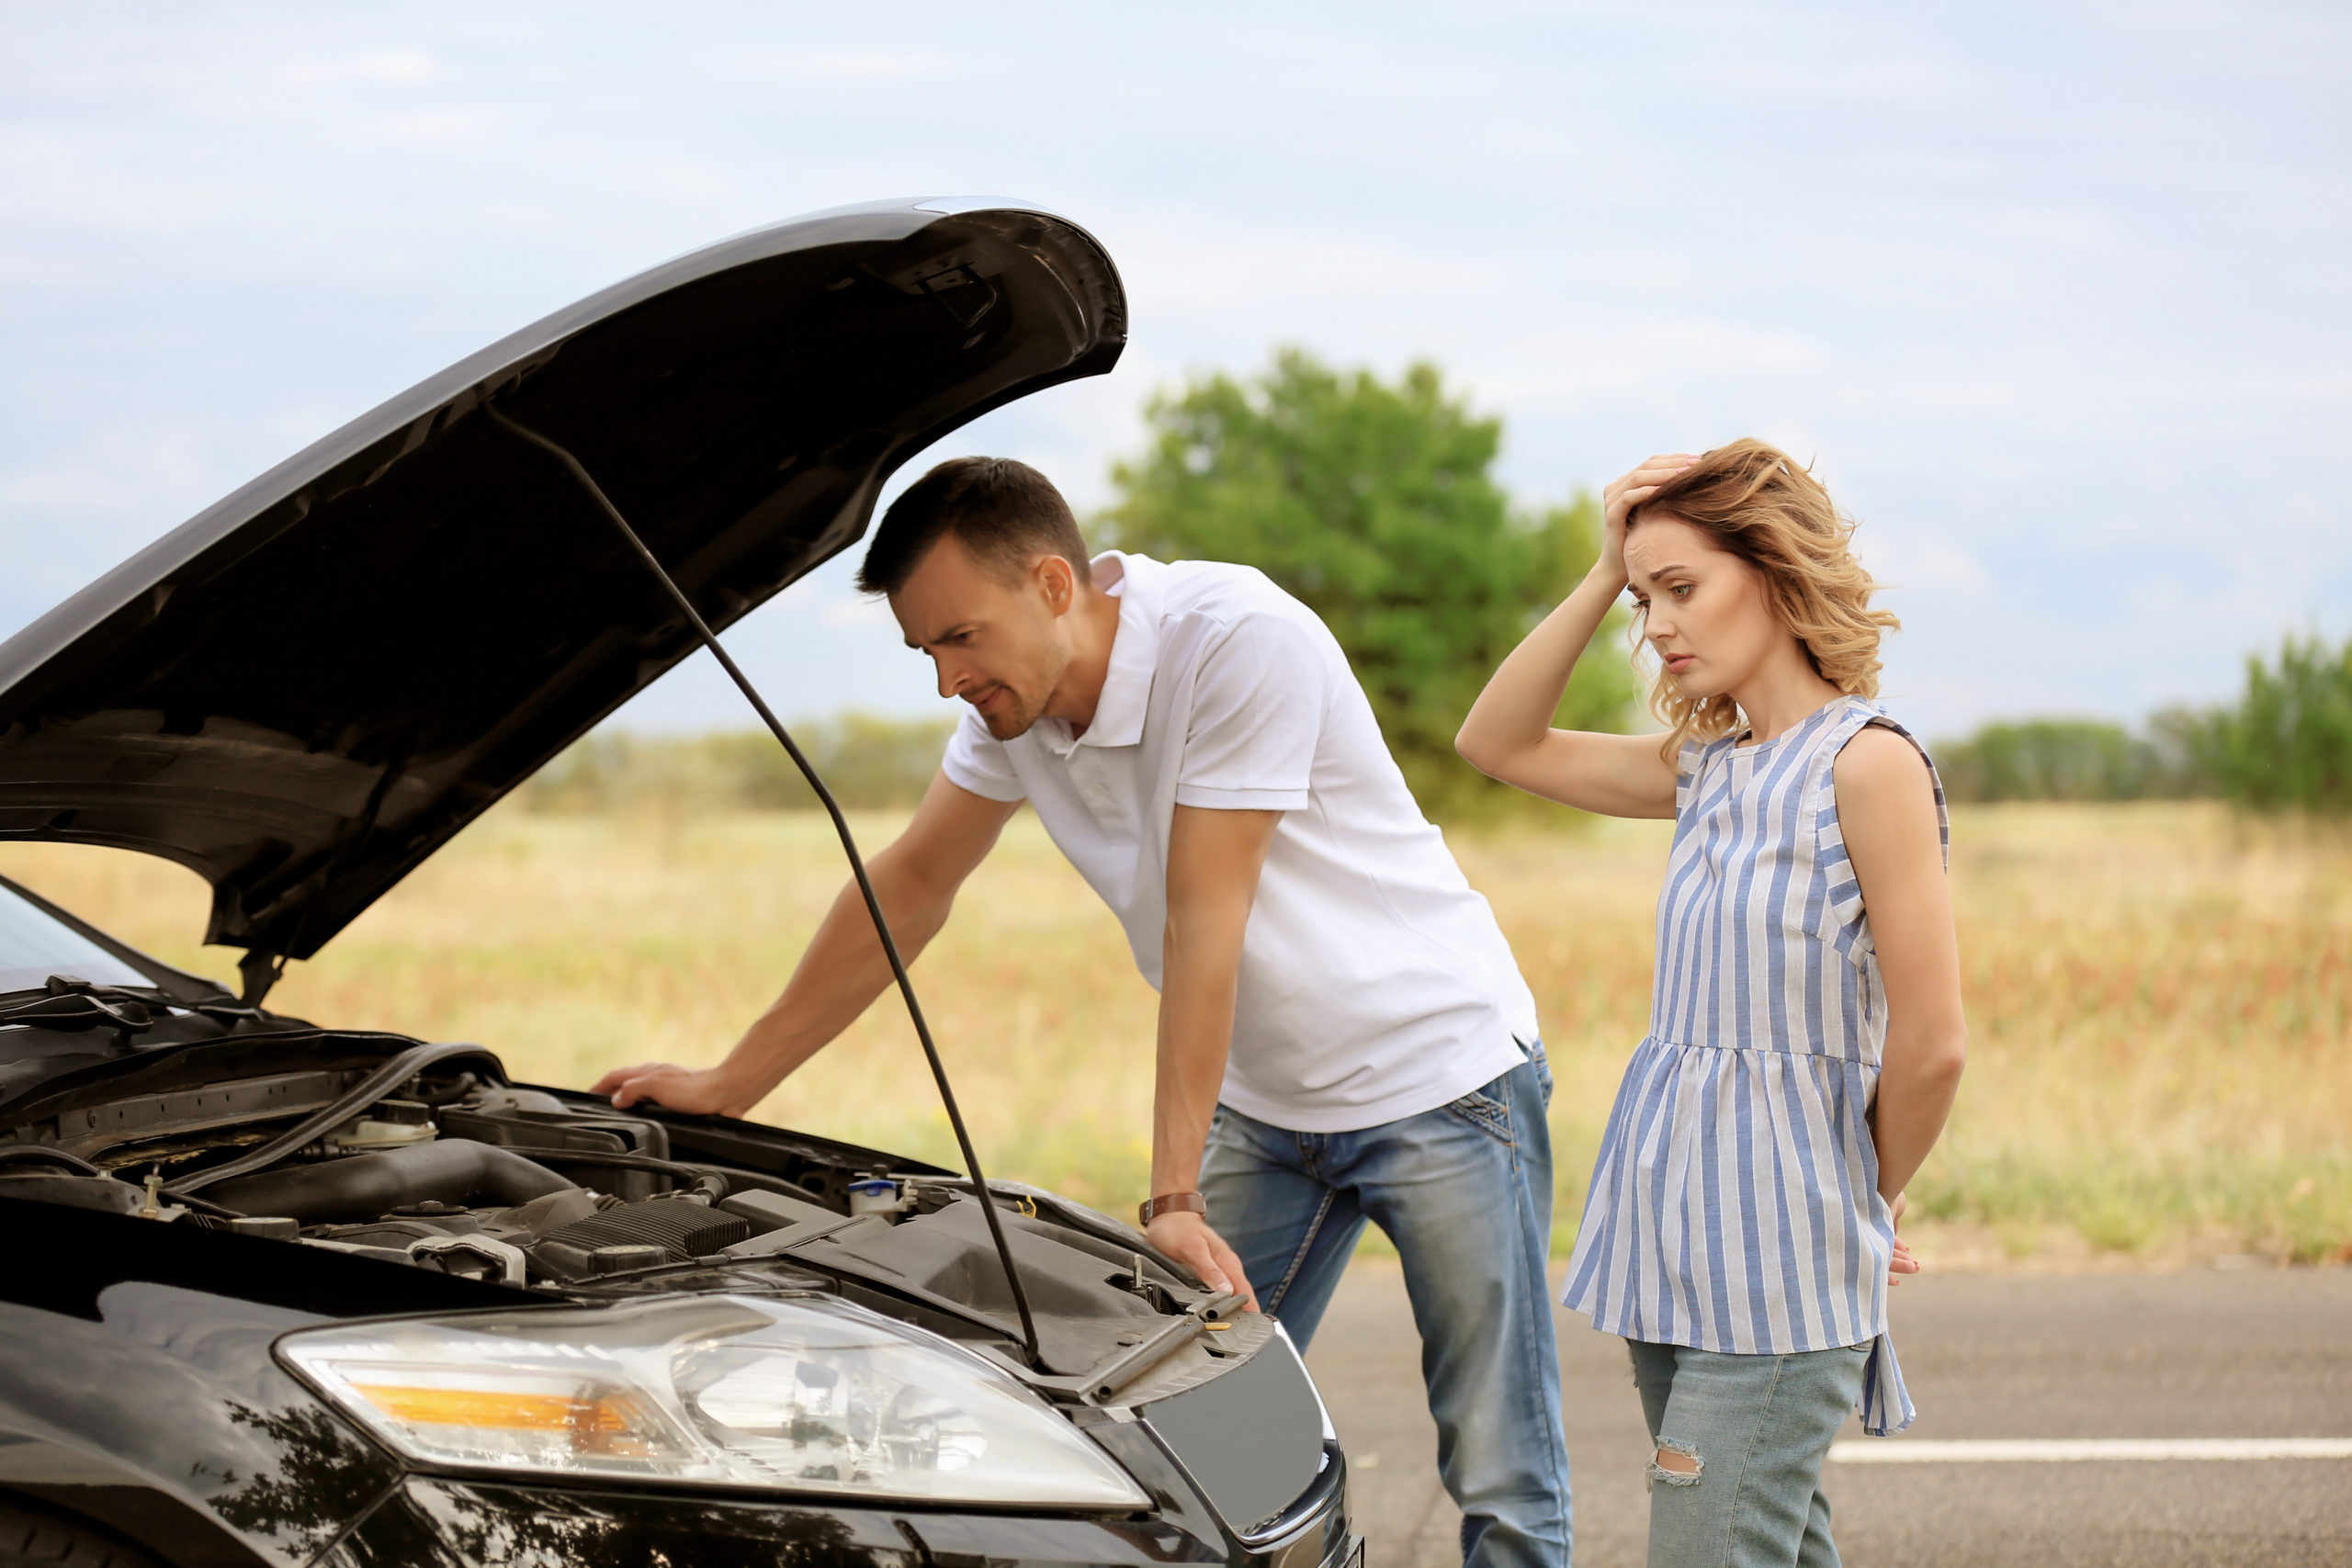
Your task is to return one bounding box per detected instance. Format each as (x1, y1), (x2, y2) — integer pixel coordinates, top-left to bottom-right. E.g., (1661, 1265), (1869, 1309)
(369, 1099), (433, 1125)
(847, 1177), (903, 1219)
(323, 1116), (437, 1153)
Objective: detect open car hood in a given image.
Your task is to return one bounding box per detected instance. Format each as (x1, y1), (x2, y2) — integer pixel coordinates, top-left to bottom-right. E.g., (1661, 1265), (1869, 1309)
(0, 199), (1124, 991)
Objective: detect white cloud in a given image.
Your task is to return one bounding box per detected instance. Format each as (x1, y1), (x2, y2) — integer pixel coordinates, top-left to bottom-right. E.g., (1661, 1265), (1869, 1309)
(721, 50), (958, 83)
(820, 595), (894, 629)
(281, 50), (440, 87)
(0, 427), (212, 513)
(0, 0), (2346, 743)
(1856, 527), (1992, 595)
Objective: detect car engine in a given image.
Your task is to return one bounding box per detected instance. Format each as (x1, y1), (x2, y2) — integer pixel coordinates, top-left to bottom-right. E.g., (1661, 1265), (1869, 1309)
(1, 1044), (1336, 1540)
(12, 1075), (790, 1275)
(0, 1048), (1238, 1377)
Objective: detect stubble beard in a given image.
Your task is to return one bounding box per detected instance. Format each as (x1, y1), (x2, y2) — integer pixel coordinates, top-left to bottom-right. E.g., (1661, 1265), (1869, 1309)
(977, 639), (1069, 740)
(980, 687), (1045, 740)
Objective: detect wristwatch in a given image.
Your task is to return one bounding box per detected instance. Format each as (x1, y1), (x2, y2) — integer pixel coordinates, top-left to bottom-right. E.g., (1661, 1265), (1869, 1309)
(1138, 1190), (1206, 1226)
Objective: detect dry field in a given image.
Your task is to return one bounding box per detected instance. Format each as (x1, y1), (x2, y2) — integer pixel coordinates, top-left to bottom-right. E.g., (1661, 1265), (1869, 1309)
(4, 800), (2346, 1266)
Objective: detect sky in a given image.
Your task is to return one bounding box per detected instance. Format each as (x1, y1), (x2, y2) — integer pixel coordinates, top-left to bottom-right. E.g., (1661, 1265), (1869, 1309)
(4, 1), (2346, 739)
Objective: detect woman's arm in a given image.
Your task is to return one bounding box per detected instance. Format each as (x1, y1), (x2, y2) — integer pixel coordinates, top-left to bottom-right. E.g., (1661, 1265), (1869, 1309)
(1455, 454), (1692, 818)
(1836, 728), (1968, 1213)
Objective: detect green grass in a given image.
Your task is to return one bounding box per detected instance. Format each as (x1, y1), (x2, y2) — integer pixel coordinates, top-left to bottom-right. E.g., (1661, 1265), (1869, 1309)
(6, 800), (2346, 1267)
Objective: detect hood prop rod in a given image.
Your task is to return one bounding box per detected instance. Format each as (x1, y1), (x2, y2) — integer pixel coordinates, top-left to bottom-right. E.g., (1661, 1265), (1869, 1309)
(486, 403), (1043, 1369)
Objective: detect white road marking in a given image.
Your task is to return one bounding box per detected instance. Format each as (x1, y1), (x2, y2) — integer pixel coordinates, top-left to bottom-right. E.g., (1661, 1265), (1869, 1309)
(1829, 1438), (2352, 1464)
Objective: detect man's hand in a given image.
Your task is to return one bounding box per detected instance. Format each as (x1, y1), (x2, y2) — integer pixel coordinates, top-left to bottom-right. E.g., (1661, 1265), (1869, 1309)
(593, 1061), (754, 1117)
(1146, 1210), (1260, 1314)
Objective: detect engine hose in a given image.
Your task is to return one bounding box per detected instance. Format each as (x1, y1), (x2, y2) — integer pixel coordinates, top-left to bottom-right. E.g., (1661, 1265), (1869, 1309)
(168, 1040), (502, 1197)
(0, 1145), (104, 1175)
(505, 1149), (826, 1206)
(511, 1148), (729, 1200)
(205, 1140), (574, 1224)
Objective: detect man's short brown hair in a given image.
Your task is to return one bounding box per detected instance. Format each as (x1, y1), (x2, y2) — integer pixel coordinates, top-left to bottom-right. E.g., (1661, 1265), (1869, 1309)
(856, 457), (1092, 596)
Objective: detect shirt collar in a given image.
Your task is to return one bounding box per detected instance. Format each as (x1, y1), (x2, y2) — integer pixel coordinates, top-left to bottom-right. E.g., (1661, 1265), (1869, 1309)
(1061, 551), (1160, 752)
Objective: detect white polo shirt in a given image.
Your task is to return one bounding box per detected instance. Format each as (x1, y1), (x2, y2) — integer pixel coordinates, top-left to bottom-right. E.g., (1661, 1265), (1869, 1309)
(940, 551), (1539, 1133)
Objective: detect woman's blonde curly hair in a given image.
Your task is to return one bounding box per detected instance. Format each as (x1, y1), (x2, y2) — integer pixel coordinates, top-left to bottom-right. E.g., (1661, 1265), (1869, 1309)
(1629, 438), (1898, 760)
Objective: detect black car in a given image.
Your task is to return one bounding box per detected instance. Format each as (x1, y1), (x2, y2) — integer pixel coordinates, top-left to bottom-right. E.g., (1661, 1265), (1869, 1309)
(0, 199), (1357, 1568)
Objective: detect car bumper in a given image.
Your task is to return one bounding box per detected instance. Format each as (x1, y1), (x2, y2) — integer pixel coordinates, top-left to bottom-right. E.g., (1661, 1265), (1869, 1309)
(322, 1454), (1356, 1568)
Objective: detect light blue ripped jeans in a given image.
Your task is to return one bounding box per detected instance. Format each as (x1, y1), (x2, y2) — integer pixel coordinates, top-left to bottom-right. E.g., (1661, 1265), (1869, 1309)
(1200, 1040), (1570, 1568)
(1625, 1339), (1869, 1568)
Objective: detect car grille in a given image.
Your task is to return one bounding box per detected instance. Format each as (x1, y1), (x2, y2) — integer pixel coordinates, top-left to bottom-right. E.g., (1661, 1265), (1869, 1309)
(1142, 1334), (1328, 1537)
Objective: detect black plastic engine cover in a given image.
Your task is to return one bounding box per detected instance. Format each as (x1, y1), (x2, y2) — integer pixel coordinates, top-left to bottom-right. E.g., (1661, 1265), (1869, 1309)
(537, 1197), (752, 1261)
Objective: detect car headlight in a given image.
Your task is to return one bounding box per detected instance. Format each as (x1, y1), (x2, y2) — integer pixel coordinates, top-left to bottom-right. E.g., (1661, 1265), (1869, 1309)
(279, 1293), (1148, 1507)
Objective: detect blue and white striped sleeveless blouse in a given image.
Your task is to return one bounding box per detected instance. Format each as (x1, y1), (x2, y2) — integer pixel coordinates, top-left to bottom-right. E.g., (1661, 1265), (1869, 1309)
(1561, 695), (1947, 1437)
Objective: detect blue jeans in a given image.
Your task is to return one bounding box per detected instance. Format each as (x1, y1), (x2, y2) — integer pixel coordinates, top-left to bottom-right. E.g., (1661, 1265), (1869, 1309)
(1200, 1043), (1571, 1568)
(1625, 1339), (1869, 1568)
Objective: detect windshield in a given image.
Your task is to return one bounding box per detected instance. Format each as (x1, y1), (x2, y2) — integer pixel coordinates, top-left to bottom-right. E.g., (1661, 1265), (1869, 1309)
(0, 885), (152, 994)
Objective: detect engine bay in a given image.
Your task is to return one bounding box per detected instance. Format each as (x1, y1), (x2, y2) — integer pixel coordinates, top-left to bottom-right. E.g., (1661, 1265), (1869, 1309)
(0, 1046), (1242, 1391)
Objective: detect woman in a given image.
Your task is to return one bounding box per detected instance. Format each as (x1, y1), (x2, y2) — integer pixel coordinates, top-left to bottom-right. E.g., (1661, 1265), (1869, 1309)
(1457, 441), (1966, 1568)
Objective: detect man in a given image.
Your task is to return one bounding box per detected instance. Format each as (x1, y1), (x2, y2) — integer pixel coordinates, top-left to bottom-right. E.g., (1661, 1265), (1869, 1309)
(595, 457), (1570, 1568)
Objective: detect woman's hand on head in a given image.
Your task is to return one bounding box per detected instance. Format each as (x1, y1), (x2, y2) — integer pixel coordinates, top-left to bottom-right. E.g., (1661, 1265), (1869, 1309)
(1453, 456), (1695, 818)
(1599, 454), (1702, 584)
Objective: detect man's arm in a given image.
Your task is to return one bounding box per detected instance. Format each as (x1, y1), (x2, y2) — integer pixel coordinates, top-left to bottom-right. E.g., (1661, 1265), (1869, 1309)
(1144, 804), (1281, 1313)
(594, 772), (1021, 1116)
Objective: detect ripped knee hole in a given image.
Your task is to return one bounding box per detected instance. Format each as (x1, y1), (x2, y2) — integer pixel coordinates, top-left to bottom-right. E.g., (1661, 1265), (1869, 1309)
(1650, 1438), (1702, 1485)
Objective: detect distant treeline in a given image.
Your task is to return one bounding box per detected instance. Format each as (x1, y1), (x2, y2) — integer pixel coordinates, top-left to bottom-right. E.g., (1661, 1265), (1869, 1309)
(514, 638), (2352, 818)
(1934, 717), (2201, 803)
(1939, 633), (2352, 811)
(515, 715), (956, 813)
(506, 354), (2349, 820)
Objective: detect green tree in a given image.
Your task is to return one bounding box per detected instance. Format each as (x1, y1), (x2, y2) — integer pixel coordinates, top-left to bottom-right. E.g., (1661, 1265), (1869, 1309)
(2192, 634), (2352, 812)
(1935, 719), (2165, 802)
(1099, 348), (1635, 818)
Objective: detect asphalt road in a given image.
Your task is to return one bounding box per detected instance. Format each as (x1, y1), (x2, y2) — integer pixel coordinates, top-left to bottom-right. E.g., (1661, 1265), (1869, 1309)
(1299, 1263), (2352, 1568)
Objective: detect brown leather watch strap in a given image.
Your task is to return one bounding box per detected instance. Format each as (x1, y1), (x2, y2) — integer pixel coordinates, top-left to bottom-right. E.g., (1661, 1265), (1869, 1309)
(1138, 1190), (1206, 1226)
